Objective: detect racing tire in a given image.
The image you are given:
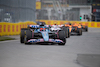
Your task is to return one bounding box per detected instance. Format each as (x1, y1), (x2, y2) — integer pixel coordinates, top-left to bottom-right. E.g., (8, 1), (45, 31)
(20, 28), (28, 43)
(62, 27), (68, 38)
(68, 32), (70, 38)
(24, 29), (32, 45)
(77, 28), (82, 35)
(85, 26), (88, 32)
(58, 31), (66, 45)
(68, 28), (70, 38)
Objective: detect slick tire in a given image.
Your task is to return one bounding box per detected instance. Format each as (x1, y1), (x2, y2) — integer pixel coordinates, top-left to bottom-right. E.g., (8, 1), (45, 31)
(24, 29), (32, 44)
(62, 27), (68, 38)
(85, 26), (88, 32)
(20, 28), (28, 43)
(68, 28), (70, 38)
(77, 28), (82, 35)
(58, 31), (66, 45)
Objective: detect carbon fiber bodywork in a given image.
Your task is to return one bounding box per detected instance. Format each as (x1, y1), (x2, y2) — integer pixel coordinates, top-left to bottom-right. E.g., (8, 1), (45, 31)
(24, 25), (65, 44)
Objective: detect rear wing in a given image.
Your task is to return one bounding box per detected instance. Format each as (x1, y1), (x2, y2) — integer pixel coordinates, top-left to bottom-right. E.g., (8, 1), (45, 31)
(50, 25), (64, 27)
(58, 25), (64, 27)
(28, 25), (39, 28)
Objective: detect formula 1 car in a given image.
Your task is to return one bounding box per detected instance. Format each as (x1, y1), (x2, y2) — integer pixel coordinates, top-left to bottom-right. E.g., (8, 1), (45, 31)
(20, 24), (66, 45)
(80, 23), (88, 32)
(61, 24), (71, 38)
(50, 24), (69, 38)
(64, 22), (82, 35)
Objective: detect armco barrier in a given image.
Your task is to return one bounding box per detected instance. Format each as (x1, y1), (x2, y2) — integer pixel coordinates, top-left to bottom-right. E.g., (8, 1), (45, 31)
(0, 21), (36, 36)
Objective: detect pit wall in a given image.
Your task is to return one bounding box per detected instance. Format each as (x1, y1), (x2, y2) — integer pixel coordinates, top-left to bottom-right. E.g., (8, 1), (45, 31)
(0, 20), (100, 36)
(0, 21), (36, 36)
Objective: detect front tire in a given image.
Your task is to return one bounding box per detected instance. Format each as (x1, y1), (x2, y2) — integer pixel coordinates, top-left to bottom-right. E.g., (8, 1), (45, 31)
(24, 29), (32, 44)
(20, 28), (28, 43)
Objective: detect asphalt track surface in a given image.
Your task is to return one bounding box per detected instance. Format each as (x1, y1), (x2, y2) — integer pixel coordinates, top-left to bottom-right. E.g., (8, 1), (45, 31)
(0, 28), (100, 67)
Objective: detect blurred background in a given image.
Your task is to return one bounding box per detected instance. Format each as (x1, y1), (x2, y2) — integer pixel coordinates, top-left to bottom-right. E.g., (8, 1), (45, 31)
(36, 0), (100, 22)
(0, 0), (36, 22)
(0, 0), (100, 22)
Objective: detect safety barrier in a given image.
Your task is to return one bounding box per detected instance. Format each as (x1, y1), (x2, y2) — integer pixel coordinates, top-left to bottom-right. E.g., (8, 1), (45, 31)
(0, 21), (36, 36)
(0, 20), (100, 36)
(36, 20), (100, 28)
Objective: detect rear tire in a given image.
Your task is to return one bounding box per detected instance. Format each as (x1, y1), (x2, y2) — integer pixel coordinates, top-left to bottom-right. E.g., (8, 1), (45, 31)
(77, 28), (82, 35)
(68, 28), (70, 38)
(85, 26), (88, 32)
(62, 27), (68, 38)
(58, 31), (66, 45)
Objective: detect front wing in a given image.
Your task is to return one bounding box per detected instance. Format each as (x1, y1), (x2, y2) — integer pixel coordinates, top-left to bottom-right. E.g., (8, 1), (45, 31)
(27, 39), (64, 43)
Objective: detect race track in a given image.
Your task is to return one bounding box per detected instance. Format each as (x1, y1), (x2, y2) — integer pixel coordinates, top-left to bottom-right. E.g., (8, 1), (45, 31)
(0, 28), (100, 67)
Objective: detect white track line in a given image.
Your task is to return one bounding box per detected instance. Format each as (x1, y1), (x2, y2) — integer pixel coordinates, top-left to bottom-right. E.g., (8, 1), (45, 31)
(0, 40), (19, 44)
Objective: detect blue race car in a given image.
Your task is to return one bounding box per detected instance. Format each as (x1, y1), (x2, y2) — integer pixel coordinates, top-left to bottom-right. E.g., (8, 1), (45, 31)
(20, 24), (66, 45)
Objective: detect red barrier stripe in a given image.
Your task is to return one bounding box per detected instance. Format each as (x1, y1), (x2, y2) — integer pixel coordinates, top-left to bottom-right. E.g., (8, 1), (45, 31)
(16, 25), (18, 32)
(8, 25), (10, 32)
(12, 25), (14, 32)
(3, 25), (6, 32)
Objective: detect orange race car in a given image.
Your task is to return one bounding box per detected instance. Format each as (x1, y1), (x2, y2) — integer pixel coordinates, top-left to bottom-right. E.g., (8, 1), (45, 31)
(80, 23), (88, 32)
(64, 22), (82, 35)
